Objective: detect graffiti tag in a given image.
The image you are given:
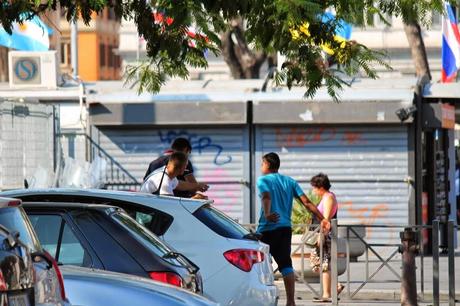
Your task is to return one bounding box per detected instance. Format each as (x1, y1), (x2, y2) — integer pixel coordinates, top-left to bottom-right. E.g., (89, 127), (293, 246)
(158, 130), (232, 165)
(340, 201), (389, 238)
(275, 128), (367, 148)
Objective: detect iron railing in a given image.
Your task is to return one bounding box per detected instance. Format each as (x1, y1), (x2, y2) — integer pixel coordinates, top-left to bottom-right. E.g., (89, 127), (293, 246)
(243, 220), (458, 305)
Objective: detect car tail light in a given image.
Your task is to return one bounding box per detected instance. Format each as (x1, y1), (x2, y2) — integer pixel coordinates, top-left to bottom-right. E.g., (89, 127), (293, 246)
(223, 249), (265, 272)
(43, 251), (66, 300)
(0, 271), (7, 291)
(149, 272), (183, 287)
(0, 198), (21, 208)
(7, 200), (21, 207)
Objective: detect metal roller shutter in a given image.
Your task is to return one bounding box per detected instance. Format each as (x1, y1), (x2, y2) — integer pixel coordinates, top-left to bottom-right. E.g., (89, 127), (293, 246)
(94, 127), (250, 222)
(255, 125), (410, 243)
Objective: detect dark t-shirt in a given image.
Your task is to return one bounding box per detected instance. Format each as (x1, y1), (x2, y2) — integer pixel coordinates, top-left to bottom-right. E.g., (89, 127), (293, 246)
(143, 155), (194, 198)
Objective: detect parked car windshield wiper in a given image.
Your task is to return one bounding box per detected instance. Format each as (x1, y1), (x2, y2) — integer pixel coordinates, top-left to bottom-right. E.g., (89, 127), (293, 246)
(163, 251), (199, 274)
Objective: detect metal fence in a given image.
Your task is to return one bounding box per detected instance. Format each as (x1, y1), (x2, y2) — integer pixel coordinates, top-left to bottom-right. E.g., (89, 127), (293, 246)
(244, 220), (458, 305)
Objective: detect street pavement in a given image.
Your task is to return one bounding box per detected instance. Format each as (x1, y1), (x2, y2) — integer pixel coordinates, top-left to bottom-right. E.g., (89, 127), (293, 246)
(276, 248), (460, 305)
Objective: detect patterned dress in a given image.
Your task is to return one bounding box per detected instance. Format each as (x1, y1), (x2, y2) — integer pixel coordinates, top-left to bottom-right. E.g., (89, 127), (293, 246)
(310, 192), (337, 273)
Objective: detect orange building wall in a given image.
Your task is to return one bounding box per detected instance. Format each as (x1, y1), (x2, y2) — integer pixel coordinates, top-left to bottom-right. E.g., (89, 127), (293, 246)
(78, 32), (99, 81)
(56, 8), (120, 81)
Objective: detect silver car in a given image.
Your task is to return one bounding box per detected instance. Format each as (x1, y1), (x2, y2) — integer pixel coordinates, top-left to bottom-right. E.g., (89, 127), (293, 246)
(0, 197), (70, 306)
(0, 223), (35, 306)
(60, 265), (218, 306)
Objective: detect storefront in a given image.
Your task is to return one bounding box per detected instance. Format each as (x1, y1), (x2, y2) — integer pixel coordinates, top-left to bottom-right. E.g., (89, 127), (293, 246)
(87, 79), (423, 244)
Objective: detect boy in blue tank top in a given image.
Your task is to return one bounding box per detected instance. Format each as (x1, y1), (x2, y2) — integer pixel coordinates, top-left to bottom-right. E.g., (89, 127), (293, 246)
(257, 152), (329, 306)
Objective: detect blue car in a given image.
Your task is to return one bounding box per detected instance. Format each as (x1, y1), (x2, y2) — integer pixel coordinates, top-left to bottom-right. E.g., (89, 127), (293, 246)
(60, 266), (217, 306)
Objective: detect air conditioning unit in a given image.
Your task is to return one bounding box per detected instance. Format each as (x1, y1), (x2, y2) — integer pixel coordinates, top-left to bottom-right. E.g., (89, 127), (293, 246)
(8, 51), (57, 89)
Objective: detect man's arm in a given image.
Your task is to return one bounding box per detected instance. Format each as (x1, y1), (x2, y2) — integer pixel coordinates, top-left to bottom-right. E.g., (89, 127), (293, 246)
(184, 174), (198, 184)
(261, 192), (279, 223)
(183, 161), (197, 183)
(298, 194), (324, 221)
(176, 180), (209, 192)
(298, 194), (330, 232)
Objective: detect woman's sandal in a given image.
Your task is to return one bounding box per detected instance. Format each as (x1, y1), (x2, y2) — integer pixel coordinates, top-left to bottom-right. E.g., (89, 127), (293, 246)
(313, 297), (332, 303)
(313, 295), (342, 303)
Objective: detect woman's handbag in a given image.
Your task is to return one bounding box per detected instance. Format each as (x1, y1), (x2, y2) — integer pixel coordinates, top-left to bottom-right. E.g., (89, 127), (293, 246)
(301, 226), (323, 247)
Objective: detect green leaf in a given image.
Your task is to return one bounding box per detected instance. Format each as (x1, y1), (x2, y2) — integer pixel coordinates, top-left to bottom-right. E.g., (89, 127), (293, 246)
(0, 0), (445, 99)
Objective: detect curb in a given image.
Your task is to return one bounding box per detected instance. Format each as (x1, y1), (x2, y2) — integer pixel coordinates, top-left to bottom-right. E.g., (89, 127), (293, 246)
(275, 280), (459, 302)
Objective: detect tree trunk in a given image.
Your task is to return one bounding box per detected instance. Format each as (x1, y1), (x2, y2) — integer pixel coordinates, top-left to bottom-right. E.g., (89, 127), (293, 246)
(400, 228), (418, 306)
(402, 21), (427, 306)
(403, 22), (432, 80)
(220, 18), (266, 79)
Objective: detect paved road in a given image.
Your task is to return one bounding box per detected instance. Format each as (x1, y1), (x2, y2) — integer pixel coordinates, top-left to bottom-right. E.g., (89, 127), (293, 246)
(277, 249), (460, 305)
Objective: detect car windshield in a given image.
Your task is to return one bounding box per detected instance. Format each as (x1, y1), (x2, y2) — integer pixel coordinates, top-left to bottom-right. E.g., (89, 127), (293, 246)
(193, 204), (250, 239)
(111, 210), (188, 267)
(0, 207), (41, 252)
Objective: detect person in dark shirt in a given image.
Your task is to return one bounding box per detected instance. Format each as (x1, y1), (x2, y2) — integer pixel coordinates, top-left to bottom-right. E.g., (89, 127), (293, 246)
(144, 138), (208, 198)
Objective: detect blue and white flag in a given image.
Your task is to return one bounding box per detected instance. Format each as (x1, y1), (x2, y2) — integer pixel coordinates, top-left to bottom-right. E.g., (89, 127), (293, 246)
(441, 2), (460, 82)
(320, 11), (352, 55)
(0, 13), (51, 51)
(321, 11), (352, 41)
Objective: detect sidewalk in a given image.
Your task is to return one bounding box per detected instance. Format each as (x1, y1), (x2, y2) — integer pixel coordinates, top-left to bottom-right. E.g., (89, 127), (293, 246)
(276, 251), (460, 305)
(276, 281), (456, 306)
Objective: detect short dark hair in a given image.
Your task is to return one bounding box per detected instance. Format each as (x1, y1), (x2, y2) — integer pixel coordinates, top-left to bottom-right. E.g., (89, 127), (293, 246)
(310, 173), (331, 190)
(263, 152), (280, 170)
(168, 151), (188, 168)
(171, 138), (192, 152)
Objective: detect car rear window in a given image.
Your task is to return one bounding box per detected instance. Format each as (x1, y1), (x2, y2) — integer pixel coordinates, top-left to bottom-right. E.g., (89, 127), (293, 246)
(193, 205), (250, 239)
(111, 210), (187, 267)
(0, 207), (41, 252)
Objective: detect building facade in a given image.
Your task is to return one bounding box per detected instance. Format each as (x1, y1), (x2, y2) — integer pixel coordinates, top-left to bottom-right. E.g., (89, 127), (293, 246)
(84, 79), (418, 244)
(0, 8), (121, 82)
(58, 8), (121, 81)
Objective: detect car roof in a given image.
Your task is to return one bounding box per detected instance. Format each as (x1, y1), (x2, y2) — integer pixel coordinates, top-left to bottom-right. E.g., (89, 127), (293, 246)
(0, 188), (211, 214)
(21, 201), (118, 211)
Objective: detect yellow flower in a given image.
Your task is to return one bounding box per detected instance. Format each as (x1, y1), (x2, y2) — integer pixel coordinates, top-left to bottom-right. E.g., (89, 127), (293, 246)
(290, 29), (300, 40)
(299, 22), (310, 36)
(335, 36), (347, 48)
(321, 43), (335, 55)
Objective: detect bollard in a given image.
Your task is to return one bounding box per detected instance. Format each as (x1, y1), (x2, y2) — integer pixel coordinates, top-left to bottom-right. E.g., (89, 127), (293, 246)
(400, 227), (418, 306)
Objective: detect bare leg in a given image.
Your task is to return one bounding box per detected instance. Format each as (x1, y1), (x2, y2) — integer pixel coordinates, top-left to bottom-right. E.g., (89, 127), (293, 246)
(283, 272), (296, 306)
(322, 271), (331, 298)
